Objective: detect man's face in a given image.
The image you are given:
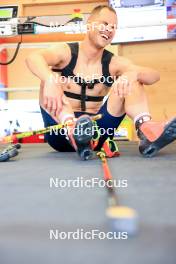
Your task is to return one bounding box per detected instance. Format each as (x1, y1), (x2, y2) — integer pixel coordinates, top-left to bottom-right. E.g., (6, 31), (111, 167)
(87, 9), (117, 48)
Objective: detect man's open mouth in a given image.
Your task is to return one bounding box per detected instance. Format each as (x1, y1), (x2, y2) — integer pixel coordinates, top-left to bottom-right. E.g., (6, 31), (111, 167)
(101, 33), (110, 40)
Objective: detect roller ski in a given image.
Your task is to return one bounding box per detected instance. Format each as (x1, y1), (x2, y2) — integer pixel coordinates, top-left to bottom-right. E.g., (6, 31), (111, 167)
(0, 143), (21, 162)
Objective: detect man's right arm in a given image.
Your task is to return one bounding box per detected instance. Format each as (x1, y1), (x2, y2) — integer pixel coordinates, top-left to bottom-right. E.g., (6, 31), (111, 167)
(26, 42), (71, 81)
(26, 43), (71, 119)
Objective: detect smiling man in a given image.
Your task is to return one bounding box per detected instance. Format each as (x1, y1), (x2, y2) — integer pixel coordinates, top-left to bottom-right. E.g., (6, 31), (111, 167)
(26, 5), (176, 160)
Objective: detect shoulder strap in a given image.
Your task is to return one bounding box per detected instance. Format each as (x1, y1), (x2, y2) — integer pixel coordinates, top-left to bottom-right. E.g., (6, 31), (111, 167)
(65, 42), (79, 71)
(101, 49), (114, 77)
(52, 42), (79, 76)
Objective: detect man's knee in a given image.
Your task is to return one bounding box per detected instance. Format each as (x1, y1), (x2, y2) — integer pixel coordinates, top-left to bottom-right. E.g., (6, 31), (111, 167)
(131, 81), (145, 93)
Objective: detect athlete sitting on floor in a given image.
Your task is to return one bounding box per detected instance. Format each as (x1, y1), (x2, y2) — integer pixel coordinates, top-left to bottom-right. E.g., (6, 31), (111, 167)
(26, 5), (176, 160)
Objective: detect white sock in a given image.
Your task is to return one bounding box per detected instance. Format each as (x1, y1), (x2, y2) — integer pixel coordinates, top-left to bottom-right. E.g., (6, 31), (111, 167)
(134, 112), (152, 125)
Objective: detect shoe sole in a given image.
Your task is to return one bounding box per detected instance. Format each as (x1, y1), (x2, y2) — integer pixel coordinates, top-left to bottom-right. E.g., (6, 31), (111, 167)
(140, 118), (176, 157)
(73, 116), (94, 160)
(79, 146), (94, 161)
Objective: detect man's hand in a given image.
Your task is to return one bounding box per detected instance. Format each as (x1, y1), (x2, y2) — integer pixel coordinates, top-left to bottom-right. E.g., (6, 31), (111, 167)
(113, 71), (138, 98)
(43, 74), (63, 119)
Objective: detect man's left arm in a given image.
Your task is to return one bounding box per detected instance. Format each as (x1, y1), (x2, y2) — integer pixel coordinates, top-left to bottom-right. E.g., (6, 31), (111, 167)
(111, 56), (160, 85)
(122, 64), (160, 85)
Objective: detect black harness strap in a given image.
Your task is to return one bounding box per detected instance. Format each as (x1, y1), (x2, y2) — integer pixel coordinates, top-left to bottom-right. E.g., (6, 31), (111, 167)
(64, 91), (104, 102)
(52, 42), (78, 78)
(52, 43), (115, 111)
(81, 83), (86, 111)
(101, 49), (115, 87)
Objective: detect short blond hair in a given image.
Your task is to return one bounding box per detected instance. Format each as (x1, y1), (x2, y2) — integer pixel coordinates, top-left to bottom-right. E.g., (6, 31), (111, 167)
(90, 5), (117, 17)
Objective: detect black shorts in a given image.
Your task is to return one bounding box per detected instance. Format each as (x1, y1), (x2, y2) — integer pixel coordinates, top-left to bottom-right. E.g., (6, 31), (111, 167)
(40, 99), (126, 152)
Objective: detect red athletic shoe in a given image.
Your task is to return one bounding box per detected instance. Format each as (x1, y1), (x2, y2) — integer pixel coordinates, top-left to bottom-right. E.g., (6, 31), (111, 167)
(137, 117), (176, 157)
(66, 115), (94, 160)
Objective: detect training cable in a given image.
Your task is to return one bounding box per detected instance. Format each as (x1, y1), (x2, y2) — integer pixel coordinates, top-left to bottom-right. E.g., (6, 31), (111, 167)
(0, 34), (22, 65)
(0, 15), (83, 65)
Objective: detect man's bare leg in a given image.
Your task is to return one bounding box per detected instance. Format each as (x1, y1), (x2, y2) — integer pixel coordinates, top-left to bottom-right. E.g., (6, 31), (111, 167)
(107, 81), (176, 157)
(107, 81), (150, 119)
(56, 95), (94, 160)
(58, 95), (75, 124)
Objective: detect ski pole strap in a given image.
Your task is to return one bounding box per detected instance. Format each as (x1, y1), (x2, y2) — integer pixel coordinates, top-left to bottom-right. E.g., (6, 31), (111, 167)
(90, 119), (120, 157)
(101, 138), (120, 158)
